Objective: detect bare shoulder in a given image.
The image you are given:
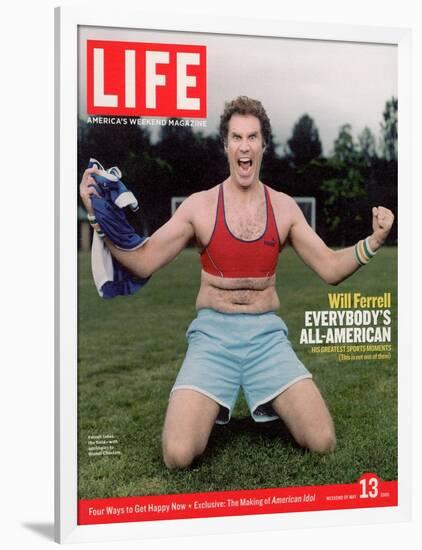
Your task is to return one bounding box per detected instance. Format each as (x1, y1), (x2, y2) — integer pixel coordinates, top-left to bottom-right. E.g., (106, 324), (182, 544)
(190, 185), (219, 205)
(266, 186), (302, 223)
(176, 185), (219, 219)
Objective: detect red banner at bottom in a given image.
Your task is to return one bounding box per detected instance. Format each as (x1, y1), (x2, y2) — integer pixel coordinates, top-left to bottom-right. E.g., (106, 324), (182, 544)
(78, 473), (397, 525)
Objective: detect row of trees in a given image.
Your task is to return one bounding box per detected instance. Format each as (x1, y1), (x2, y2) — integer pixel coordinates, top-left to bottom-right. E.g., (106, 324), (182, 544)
(78, 98), (397, 246)
(286, 97), (397, 166)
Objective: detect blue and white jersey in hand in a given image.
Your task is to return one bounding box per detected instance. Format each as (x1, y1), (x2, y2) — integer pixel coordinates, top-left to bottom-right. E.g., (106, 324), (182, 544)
(87, 158), (150, 298)
(89, 158), (146, 250)
(88, 158), (139, 212)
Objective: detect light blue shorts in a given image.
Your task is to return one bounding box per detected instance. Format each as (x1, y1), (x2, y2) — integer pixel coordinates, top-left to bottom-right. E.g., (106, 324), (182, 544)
(171, 309), (312, 424)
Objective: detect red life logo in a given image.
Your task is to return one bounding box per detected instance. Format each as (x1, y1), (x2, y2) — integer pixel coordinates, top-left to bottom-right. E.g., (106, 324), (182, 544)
(86, 40), (207, 118)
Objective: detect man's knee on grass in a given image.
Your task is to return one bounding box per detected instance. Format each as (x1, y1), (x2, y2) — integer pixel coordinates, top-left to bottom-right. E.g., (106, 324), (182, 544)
(161, 389), (219, 469)
(297, 425), (337, 454)
(162, 438), (203, 470)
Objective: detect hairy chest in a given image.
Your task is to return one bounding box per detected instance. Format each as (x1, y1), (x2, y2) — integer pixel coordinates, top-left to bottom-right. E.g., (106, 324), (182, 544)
(225, 200), (267, 240)
(193, 189), (291, 248)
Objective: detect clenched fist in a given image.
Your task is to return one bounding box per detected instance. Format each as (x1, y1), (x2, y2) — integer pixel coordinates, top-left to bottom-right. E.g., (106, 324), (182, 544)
(370, 206), (395, 249)
(79, 166), (100, 216)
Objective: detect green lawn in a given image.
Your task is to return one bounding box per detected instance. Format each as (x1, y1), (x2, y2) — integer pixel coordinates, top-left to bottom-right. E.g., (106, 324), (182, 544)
(77, 247), (397, 499)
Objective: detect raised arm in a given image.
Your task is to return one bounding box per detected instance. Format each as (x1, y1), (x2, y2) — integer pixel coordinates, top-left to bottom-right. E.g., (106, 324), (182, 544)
(79, 167), (195, 278)
(287, 197), (394, 285)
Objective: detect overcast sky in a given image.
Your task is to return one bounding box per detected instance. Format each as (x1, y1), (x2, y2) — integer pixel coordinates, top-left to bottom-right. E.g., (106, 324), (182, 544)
(79, 26), (397, 155)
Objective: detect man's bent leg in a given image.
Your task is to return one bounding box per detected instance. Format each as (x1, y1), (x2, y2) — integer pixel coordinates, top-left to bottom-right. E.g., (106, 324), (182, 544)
(272, 379), (336, 453)
(162, 389), (220, 469)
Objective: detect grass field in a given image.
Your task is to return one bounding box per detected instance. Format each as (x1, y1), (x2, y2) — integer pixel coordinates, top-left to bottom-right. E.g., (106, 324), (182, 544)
(77, 247), (397, 499)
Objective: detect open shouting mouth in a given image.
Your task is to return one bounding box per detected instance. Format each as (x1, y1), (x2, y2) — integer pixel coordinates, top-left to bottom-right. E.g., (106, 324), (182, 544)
(238, 157), (253, 175)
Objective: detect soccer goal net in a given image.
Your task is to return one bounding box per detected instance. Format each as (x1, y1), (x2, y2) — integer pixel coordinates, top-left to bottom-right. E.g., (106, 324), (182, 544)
(171, 196), (316, 231)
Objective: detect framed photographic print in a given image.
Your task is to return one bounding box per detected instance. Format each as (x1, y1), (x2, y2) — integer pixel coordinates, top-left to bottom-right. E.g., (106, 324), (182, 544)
(55, 6), (411, 543)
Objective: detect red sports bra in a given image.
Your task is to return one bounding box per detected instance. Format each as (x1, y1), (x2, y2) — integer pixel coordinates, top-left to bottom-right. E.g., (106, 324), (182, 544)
(200, 184), (281, 278)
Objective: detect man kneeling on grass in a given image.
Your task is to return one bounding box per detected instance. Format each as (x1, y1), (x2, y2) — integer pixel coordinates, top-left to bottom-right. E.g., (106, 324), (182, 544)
(80, 96), (394, 469)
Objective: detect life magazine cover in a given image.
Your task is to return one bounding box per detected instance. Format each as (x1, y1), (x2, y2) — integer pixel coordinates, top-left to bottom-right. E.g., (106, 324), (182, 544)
(76, 24), (398, 526)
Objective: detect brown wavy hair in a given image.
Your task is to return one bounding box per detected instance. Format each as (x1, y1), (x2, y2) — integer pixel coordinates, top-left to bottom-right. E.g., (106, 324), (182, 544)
(219, 96), (272, 147)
